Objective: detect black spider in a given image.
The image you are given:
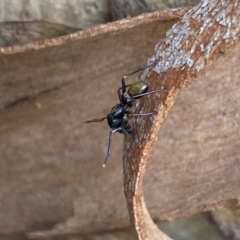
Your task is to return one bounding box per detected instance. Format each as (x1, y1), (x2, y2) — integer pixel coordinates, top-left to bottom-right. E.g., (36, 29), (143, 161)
(85, 64), (167, 167)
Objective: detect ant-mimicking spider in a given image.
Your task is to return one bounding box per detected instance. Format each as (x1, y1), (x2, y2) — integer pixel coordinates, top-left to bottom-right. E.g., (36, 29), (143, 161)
(84, 64), (167, 167)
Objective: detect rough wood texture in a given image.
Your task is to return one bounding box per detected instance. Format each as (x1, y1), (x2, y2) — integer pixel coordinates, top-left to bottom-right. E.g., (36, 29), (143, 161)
(123, 1), (240, 239)
(0, 3), (240, 240)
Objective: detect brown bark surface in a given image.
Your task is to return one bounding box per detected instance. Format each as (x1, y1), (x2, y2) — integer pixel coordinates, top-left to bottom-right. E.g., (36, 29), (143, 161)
(0, 3), (239, 239)
(123, 1), (240, 239)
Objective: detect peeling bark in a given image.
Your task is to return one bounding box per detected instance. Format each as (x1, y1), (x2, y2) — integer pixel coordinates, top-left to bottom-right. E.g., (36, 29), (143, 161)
(123, 1), (240, 239)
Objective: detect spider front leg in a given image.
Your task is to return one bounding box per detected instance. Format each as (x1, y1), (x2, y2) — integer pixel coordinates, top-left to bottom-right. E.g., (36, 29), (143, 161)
(103, 128), (121, 168)
(103, 123), (132, 167)
(121, 64), (154, 90)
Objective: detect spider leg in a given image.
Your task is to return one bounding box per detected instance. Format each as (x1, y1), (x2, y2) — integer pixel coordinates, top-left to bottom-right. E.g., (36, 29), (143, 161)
(128, 88), (168, 101)
(122, 64), (154, 85)
(103, 127), (122, 168)
(127, 112), (153, 116)
(124, 110), (153, 117)
(117, 87), (123, 102)
(117, 84), (131, 103)
(84, 117), (107, 123)
(120, 125), (132, 135)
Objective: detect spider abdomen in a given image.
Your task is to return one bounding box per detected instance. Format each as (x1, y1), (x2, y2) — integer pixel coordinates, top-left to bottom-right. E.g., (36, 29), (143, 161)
(127, 81), (149, 97)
